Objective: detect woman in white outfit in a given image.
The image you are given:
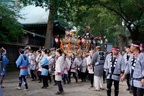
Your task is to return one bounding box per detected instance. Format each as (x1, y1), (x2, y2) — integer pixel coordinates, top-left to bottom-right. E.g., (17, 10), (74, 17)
(55, 49), (64, 95)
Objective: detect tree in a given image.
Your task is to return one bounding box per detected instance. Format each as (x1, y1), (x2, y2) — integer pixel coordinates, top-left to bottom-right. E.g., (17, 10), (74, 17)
(94, 0), (144, 42)
(0, 0), (23, 42)
(66, 4), (119, 50)
(21, 0), (77, 48)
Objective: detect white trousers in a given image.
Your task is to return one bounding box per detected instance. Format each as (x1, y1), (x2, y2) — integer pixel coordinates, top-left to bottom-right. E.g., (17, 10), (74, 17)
(94, 76), (104, 90)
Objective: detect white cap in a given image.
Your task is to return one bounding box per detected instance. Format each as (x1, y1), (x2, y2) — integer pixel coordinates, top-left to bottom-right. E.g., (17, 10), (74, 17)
(96, 46), (100, 49)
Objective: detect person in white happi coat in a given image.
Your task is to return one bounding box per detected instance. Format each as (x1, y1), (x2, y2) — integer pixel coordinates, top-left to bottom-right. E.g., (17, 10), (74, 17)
(121, 41), (144, 96)
(36, 50), (42, 83)
(55, 49), (64, 95)
(29, 51), (37, 81)
(68, 53), (80, 83)
(87, 50), (94, 87)
(80, 53), (87, 82)
(62, 53), (71, 84)
(104, 46), (125, 96)
(123, 46), (132, 91)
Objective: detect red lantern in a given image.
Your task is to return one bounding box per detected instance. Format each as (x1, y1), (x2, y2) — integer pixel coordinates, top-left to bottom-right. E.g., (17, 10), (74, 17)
(75, 35), (77, 38)
(98, 37), (101, 40)
(55, 38), (59, 43)
(81, 38), (85, 43)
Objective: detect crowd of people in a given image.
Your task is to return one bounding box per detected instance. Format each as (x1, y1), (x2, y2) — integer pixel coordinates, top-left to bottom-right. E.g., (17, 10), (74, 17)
(0, 41), (144, 96)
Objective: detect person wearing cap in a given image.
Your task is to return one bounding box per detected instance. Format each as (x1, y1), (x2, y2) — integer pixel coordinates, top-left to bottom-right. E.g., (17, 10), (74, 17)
(123, 46), (132, 92)
(91, 46), (106, 91)
(104, 46), (125, 96)
(16, 48), (29, 90)
(121, 41), (144, 96)
(87, 50), (94, 88)
(1, 48), (8, 88)
(55, 49), (64, 95)
(0, 46), (5, 96)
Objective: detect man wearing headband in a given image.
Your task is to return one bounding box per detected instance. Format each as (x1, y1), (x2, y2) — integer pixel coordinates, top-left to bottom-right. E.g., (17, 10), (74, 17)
(91, 46), (106, 91)
(104, 46), (125, 96)
(121, 41), (144, 96)
(123, 46), (132, 92)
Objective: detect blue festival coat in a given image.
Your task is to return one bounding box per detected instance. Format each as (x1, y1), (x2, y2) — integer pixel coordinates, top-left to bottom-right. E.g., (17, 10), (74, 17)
(16, 54), (29, 76)
(1, 55), (8, 75)
(40, 55), (49, 76)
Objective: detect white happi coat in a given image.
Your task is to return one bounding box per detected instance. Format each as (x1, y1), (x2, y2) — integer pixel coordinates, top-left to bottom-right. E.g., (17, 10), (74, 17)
(36, 55), (42, 72)
(104, 54), (125, 81)
(80, 57), (87, 73)
(29, 55), (36, 70)
(64, 58), (71, 74)
(71, 58), (81, 73)
(55, 56), (64, 81)
(48, 58), (55, 73)
(125, 53), (144, 88)
(87, 55), (94, 74)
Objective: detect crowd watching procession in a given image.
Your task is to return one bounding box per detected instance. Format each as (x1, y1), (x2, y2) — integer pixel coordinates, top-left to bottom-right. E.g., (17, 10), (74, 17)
(0, 41), (144, 96)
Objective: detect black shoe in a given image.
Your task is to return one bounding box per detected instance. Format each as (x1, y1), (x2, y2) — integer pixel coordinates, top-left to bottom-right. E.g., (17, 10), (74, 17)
(41, 86), (47, 89)
(129, 90), (133, 94)
(55, 91), (64, 95)
(46, 85), (49, 87)
(41, 86), (45, 89)
(126, 88), (130, 91)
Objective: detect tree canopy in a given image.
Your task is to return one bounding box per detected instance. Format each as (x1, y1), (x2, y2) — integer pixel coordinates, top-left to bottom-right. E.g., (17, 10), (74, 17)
(0, 0), (23, 42)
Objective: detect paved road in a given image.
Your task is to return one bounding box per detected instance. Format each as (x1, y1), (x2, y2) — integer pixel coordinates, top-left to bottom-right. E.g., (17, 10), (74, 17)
(3, 71), (132, 96)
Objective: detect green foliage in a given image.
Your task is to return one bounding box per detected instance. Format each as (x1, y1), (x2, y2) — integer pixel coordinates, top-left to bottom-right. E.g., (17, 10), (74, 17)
(0, 0), (23, 42)
(95, 0), (144, 41)
(21, 0), (144, 44)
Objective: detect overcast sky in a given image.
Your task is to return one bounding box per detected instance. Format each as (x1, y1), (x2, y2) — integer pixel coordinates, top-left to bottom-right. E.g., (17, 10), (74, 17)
(18, 5), (49, 24)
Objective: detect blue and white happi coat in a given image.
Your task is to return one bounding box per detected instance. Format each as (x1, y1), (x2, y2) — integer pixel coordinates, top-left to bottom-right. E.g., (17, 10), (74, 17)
(125, 53), (144, 88)
(104, 53), (125, 81)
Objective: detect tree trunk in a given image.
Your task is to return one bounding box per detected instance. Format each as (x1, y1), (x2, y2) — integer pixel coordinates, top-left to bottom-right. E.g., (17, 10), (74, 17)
(44, 2), (55, 49)
(127, 24), (140, 41)
(119, 18), (125, 51)
(101, 37), (106, 51)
